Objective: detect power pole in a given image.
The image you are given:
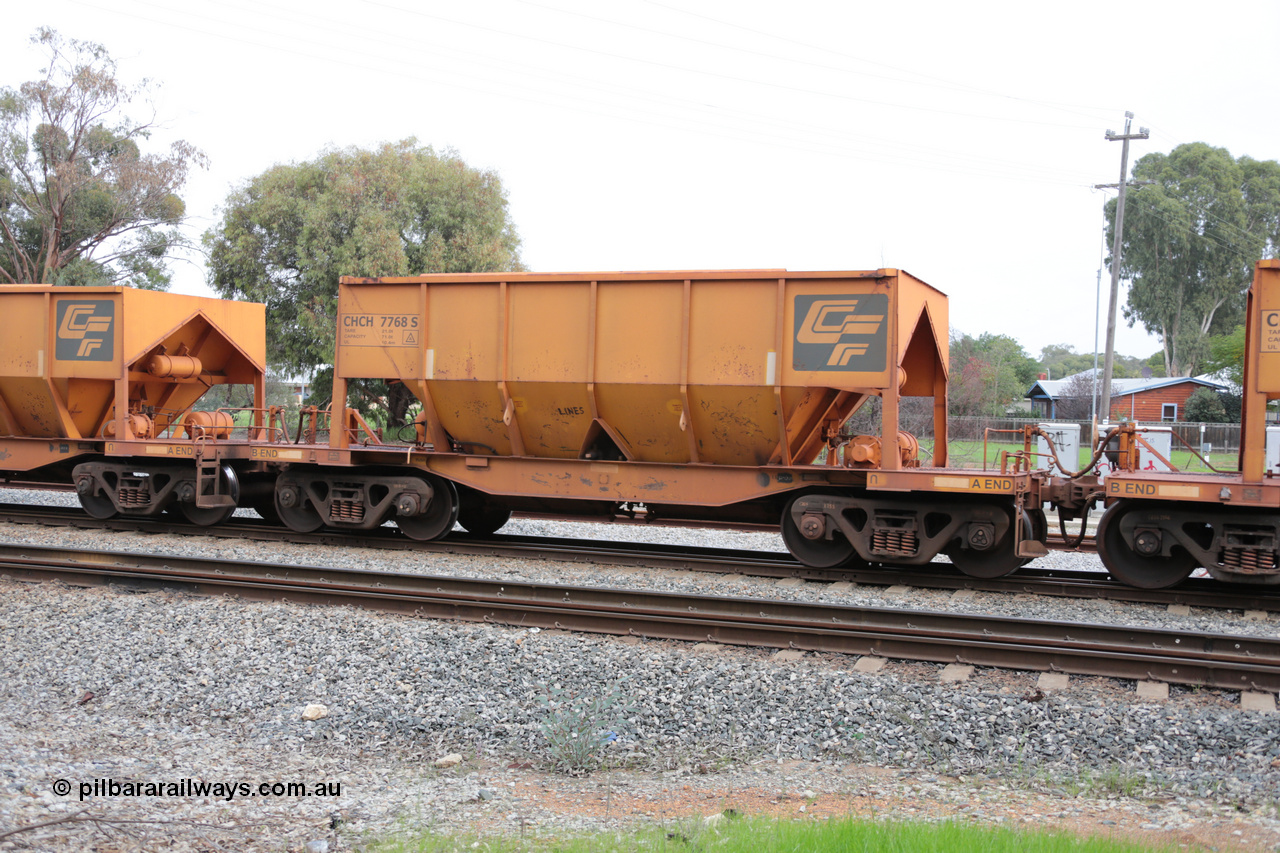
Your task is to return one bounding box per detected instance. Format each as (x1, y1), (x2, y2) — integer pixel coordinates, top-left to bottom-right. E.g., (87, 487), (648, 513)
(1091, 266), (1101, 424)
(1096, 111), (1148, 422)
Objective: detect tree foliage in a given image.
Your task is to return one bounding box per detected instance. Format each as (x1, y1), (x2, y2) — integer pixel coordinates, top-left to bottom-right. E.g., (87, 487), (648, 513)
(1107, 143), (1280, 377)
(1201, 324), (1246, 390)
(1037, 344), (1149, 381)
(949, 332), (1039, 418)
(1184, 387), (1229, 423)
(1037, 343), (1096, 380)
(1142, 351), (1168, 378)
(0, 28), (206, 288)
(203, 140), (524, 425)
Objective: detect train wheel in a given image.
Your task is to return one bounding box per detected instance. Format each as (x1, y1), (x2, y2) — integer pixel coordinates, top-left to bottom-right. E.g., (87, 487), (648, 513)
(275, 481), (325, 534)
(397, 475), (459, 541)
(780, 495), (859, 568)
(78, 490), (117, 519)
(457, 501), (512, 536)
(946, 508), (1029, 579)
(180, 465), (240, 527)
(1097, 501), (1196, 589)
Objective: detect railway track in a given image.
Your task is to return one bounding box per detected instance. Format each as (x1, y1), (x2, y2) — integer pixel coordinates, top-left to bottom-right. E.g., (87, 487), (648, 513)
(2, 543), (1276, 693)
(0, 502), (1274, 612)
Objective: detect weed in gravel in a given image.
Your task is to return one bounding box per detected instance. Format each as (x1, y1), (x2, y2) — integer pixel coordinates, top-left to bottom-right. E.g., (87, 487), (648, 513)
(537, 681), (633, 776)
(1034, 764), (1165, 800)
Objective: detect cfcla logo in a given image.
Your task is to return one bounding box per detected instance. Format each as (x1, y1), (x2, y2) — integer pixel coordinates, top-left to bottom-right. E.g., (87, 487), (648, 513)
(55, 300), (114, 361)
(792, 294), (888, 372)
(797, 300), (884, 341)
(796, 299), (886, 366)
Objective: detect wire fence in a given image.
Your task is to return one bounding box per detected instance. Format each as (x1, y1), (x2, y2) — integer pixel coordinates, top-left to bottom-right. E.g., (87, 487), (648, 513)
(944, 417), (1244, 453)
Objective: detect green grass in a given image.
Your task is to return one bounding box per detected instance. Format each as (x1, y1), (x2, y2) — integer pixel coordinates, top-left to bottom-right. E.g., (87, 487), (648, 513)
(1164, 448), (1238, 473)
(921, 440), (1238, 473)
(366, 815), (1176, 853)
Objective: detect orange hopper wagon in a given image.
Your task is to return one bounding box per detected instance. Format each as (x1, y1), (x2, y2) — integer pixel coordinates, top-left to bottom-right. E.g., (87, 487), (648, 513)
(266, 269), (1037, 575)
(0, 285), (266, 524)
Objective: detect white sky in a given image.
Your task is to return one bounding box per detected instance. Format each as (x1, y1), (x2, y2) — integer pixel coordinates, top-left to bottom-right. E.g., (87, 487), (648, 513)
(3, 0), (1277, 365)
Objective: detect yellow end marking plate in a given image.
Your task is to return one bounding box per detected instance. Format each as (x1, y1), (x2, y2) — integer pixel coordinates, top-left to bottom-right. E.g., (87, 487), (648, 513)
(867, 472), (1016, 493)
(932, 475), (1015, 493)
(251, 447), (304, 460)
(1108, 481), (1201, 499)
(145, 444), (195, 457)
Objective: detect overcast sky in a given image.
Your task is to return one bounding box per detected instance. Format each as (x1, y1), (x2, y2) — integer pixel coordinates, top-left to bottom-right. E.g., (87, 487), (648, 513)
(3, 0), (1277, 365)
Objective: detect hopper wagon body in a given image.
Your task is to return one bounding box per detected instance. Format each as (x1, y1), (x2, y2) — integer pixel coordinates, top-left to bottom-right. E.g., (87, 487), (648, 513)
(0, 285), (268, 524)
(298, 269), (1039, 574)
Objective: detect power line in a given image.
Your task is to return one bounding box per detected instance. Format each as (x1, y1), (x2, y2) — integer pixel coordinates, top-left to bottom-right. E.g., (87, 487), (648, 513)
(63, 0), (1107, 187)
(637, 0), (1124, 121)
(517, 0), (1120, 123)
(357, 0), (1113, 131)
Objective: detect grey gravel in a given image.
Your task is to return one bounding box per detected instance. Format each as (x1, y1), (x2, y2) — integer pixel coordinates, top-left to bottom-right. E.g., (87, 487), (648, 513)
(1, 488), (1279, 851)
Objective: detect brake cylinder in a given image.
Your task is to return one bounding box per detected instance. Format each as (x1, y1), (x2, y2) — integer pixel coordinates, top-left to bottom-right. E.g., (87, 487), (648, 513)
(182, 410), (234, 439)
(146, 354), (203, 380)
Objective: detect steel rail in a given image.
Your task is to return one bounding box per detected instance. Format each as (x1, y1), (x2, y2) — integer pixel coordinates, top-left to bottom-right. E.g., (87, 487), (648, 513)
(511, 510), (1099, 552)
(0, 503), (1274, 611)
(1, 544), (1277, 693)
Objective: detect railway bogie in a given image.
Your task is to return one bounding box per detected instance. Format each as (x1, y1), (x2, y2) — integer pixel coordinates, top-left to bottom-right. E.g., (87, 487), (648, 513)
(71, 459), (241, 526)
(781, 490), (1033, 578)
(272, 468), (459, 540)
(1096, 499), (1279, 588)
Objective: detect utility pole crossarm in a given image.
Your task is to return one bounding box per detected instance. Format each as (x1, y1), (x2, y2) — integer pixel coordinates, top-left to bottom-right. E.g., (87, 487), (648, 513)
(1099, 111), (1150, 419)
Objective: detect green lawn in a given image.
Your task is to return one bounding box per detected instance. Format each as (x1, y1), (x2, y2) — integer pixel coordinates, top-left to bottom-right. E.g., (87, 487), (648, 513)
(368, 815), (1175, 853)
(923, 440), (1237, 473)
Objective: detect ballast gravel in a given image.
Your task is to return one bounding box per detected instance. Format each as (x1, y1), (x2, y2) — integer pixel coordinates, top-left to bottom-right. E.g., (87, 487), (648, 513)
(0, 489), (1278, 851)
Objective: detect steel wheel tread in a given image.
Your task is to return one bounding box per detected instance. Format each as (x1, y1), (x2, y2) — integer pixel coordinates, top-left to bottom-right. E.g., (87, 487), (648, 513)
(1096, 501), (1197, 589)
(781, 494), (861, 568)
(179, 465), (240, 527)
(78, 491), (117, 520)
(398, 475), (459, 541)
(947, 508), (1030, 579)
(275, 485), (325, 533)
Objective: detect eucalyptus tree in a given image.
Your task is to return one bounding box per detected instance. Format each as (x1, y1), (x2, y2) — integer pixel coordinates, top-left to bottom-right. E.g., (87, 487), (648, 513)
(204, 139), (524, 423)
(0, 28), (206, 288)
(1106, 143), (1280, 377)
